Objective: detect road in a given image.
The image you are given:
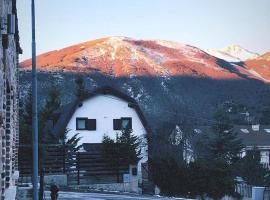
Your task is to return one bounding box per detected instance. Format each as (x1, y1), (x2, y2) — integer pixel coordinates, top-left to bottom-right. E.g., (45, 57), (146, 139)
(45, 191), (191, 200)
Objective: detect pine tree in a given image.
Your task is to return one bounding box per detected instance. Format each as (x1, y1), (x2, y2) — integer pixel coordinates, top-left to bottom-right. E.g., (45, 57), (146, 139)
(102, 129), (141, 182)
(102, 134), (121, 182)
(260, 105), (270, 125)
(235, 149), (267, 186)
(209, 109), (243, 164)
(39, 86), (61, 200)
(74, 77), (88, 99)
(118, 129), (141, 164)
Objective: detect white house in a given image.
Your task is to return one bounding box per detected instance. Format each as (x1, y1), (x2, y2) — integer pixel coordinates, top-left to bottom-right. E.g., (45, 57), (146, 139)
(50, 86), (151, 192)
(193, 125), (270, 169)
(235, 125), (270, 168)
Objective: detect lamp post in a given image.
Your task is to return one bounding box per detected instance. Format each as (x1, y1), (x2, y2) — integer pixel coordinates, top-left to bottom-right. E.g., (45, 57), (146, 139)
(31, 0), (39, 199)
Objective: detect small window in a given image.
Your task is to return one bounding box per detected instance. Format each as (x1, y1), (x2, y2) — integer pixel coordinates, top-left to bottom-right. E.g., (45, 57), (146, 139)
(113, 118), (132, 130)
(7, 14), (15, 34)
(76, 118), (87, 130)
(121, 118), (132, 129)
(76, 118), (96, 131)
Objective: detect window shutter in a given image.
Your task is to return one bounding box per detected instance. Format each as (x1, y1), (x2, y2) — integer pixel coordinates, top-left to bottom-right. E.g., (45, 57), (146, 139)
(87, 119), (96, 130)
(7, 14), (15, 34)
(113, 119), (121, 130)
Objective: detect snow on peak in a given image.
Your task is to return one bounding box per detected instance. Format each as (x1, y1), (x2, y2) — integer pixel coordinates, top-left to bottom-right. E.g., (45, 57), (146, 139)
(155, 40), (187, 49)
(205, 49), (241, 62)
(206, 45), (259, 62)
(221, 45), (259, 61)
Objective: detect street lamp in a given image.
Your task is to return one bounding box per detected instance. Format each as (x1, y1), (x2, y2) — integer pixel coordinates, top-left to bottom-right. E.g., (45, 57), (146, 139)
(31, 0), (38, 199)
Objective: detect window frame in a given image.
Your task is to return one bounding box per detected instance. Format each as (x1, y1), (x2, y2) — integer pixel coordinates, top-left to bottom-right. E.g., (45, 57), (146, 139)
(76, 117), (88, 130)
(113, 117), (132, 130)
(121, 117), (132, 130)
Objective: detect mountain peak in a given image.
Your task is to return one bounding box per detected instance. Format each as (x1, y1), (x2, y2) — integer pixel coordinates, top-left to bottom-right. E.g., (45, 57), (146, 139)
(19, 37), (268, 82)
(221, 44), (259, 61)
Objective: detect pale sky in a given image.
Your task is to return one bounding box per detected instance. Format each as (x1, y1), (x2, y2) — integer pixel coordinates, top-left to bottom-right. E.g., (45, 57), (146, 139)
(17, 0), (270, 61)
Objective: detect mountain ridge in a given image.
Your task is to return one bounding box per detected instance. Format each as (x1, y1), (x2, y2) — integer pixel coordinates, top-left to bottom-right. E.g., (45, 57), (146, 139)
(19, 37), (269, 82)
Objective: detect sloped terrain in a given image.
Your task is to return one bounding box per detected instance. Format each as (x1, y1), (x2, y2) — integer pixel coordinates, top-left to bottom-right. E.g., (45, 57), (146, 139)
(245, 52), (270, 81)
(20, 37), (264, 81)
(19, 37), (270, 129)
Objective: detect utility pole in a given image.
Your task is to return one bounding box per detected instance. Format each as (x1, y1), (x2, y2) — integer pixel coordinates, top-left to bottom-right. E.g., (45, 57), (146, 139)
(31, 0), (39, 199)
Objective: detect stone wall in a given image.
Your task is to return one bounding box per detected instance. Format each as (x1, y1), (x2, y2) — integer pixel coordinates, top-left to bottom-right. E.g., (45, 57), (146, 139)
(0, 0), (21, 199)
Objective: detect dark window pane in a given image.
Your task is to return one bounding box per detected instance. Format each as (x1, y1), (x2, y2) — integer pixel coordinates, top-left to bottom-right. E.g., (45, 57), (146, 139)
(87, 119), (96, 130)
(113, 119), (121, 130)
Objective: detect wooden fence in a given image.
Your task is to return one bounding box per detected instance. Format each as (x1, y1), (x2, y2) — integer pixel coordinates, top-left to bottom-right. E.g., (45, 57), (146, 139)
(18, 144), (129, 185)
(236, 183), (270, 199)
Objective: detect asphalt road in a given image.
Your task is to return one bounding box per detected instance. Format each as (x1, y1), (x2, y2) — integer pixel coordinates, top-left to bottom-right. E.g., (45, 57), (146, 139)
(45, 191), (191, 200)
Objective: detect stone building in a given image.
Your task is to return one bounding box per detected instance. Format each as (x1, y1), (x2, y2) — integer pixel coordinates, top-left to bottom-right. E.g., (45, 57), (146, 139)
(0, 0), (21, 199)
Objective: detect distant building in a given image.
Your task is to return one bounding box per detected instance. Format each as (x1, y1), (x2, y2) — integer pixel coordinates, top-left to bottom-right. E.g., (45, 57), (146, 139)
(235, 125), (270, 168)
(0, 0), (22, 199)
(50, 87), (151, 193)
(194, 125), (270, 168)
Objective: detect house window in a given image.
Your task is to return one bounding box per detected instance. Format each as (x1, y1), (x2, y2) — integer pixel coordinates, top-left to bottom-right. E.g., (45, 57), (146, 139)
(76, 118), (96, 130)
(113, 118), (132, 130)
(76, 118), (87, 130)
(121, 117), (132, 129)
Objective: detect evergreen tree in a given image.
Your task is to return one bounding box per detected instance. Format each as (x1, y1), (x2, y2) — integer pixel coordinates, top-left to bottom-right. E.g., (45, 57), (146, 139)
(102, 129), (141, 182)
(102, 134), (122, 182)
(118, 129), (141, 164)
(38, 86), (61, 200)
(61, 129), (82, 153)
(260, 105), (270, 124)
(209, 109), (244, 164)
(235, 149), (267, 186)
(74, 77), (88, 99)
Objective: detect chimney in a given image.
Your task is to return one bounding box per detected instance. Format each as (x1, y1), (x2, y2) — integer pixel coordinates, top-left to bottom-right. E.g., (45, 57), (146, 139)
(252, 124), (260, 131)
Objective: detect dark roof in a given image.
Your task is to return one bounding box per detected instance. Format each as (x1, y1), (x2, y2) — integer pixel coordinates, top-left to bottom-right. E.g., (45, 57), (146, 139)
(197, 125), (270, 147)
(51, 86), (152, 139)
(234, 125), (270, 147)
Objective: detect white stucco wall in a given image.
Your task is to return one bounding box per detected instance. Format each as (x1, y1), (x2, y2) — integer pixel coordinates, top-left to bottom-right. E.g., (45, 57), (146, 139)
(260, 151), (269, 164)
(241, 148), (270, 164)
(66, 94), (148, 171)
(66, 94), (147, 144)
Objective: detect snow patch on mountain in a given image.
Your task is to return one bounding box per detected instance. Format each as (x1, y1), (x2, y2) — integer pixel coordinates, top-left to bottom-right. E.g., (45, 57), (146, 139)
(205, 49), (241, 62)
(222, 45), (259, 61)
(155, 40), (187, 49)
(206, 45), (259, 62)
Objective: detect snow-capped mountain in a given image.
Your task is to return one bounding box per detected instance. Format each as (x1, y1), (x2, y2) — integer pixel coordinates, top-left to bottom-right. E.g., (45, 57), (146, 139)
(20, 37), (265, 81)
(221, 45), (259, 61)
(206, 45), (259, 62)
(18, 37), (269, 127)
(205, 49), (241, 62)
